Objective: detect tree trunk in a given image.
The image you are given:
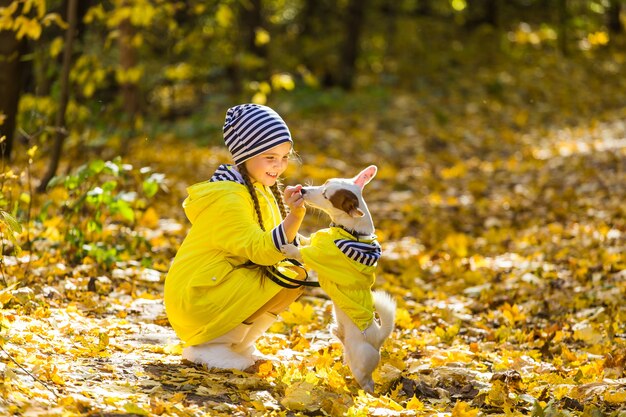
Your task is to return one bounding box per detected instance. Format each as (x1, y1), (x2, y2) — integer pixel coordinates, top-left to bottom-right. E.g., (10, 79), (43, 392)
(338, 0), (368, 90)
(465, 0), (499, 29)
(557, 0), (569, 56)
(119, 15), (139, 117)
(383, 0), (398, 58)
(0, 0), (26, 162)
(241, 0), (266, 59)
(298, 0), (336, 87)
(239, 0), (267, 80)
(607, 0), (623, 34)
(117, 1), (141, 155)
(37, 0), (78, 192)
(415, 0), (432, 16)
(484, 0), (499, 27)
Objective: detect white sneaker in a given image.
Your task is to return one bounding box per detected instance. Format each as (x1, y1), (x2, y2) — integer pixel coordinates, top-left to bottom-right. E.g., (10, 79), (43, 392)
(182, 344), (255, 370)
(234, 312), (277, 360)
(182, 323), (254, 370)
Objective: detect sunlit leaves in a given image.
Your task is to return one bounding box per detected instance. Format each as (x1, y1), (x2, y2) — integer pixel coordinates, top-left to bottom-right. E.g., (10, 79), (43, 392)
(0, 211), (21, 235)
(163, 63), (194, 81)
(586, 31), (609, 46)
(0, 0), (63, 40)
(116, 66), (144, 85)
(450, 0), (467, 12)
(13, 15), (42, 39)
(215, 4), (234, 27)
(107, 0), (157, 28)
(254, 27), (271, 46)
(271, 73), (295, 91)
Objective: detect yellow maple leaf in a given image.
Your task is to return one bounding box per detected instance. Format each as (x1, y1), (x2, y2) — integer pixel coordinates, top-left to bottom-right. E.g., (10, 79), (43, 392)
(452, 401), (479, 417)
(281, 381), (320, 412)
(435, 323), (460, 344)
(604, 390), (626, 404)
(394, 307), (415, 330)
(280, 301), (314, 325)
(444, 233), (470, 257)
(256, 361), (274, 378)
(405, 395), (424, 410)
(0, 290), (13, 306)
(501, 303), (526, 325)
(572, 321), (603, 345)
(139, 207), (159, 228)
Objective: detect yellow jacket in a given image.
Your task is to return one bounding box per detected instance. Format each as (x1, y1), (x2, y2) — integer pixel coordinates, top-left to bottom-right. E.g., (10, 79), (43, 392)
(300, 227), (381, 331)
(164, 165), (290, 346)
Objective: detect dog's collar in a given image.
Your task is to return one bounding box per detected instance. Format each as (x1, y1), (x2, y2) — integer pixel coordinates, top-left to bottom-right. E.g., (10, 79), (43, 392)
(330, 223), (375, 241)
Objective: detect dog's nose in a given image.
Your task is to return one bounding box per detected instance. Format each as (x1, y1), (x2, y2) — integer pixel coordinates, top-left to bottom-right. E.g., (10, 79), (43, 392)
(300, 188), (307, 195)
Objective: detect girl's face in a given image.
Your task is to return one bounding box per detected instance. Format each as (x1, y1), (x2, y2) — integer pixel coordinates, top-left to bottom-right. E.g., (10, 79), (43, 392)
(244, 142), (292, 186)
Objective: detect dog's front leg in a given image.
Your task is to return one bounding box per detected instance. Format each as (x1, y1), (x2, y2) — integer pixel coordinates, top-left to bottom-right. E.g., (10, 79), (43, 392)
(280, 243), (303, 261)
(297, 234), (311, 246)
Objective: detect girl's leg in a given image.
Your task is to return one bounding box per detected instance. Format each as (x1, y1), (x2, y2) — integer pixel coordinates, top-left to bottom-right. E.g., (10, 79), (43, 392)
(245, 287), (303, 323)
(183, 289), (302, 370)
(235, 287), (303, 359)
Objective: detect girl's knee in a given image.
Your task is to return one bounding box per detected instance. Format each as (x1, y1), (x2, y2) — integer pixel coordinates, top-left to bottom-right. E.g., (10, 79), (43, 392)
(284, 287), (304, 301)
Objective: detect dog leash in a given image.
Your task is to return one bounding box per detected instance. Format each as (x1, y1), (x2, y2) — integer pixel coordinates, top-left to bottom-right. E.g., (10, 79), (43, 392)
(266, 259), (320, 288)
(240, 259), (319, 288)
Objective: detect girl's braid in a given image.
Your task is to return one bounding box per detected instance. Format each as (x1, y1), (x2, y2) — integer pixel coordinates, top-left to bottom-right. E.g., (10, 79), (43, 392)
(237, 163), (272, 284)
(270, 182), (289, 220)
(238, 164), (265, 230)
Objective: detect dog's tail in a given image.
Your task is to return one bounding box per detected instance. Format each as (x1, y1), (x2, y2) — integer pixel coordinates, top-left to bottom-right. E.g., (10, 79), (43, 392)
(368, 290), (397, 348)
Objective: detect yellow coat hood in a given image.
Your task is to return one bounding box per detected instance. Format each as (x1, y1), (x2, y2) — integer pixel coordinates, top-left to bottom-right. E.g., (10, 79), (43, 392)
(183, 180), (238, 224)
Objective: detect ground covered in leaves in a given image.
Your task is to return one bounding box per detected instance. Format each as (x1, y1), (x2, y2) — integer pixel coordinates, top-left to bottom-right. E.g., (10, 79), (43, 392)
(2, 50), (626, 416)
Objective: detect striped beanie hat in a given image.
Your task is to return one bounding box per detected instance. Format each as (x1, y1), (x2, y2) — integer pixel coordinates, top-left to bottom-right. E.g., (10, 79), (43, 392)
(223, 104), (293, 165)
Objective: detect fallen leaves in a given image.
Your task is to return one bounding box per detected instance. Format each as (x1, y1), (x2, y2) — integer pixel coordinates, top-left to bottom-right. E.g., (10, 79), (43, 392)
(2, 59), (626, 416)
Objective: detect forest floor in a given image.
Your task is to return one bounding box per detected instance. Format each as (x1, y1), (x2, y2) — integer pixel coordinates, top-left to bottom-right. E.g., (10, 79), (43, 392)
(2, 46), (626, 416)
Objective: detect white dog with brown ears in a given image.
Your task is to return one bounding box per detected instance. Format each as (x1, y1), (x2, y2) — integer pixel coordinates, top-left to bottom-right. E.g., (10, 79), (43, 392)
(290, 165), (396, 393)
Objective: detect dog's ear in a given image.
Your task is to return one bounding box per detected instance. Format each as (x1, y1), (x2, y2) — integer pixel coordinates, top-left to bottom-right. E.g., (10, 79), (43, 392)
(353, 165), (377, 189)
(329, 189), (364, 217)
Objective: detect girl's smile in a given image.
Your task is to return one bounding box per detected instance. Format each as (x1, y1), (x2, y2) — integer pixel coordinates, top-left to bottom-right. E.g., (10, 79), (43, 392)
(244, 142), (292, 186)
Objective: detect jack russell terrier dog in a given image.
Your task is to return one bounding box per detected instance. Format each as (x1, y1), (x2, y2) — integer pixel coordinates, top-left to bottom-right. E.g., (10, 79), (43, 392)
(287, 165), (396, 393)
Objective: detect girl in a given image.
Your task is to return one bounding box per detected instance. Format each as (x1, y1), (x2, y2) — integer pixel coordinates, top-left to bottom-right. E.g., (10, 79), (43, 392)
(164, 104), (308, 370)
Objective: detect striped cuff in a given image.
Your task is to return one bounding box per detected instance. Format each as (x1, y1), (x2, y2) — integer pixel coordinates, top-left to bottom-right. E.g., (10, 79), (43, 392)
(271, 223), (289, 251)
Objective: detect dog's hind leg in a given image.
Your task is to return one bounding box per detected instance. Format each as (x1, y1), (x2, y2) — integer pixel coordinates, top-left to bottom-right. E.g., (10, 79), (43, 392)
(348, 342), (380, 394)
(331, 305), (350, 364)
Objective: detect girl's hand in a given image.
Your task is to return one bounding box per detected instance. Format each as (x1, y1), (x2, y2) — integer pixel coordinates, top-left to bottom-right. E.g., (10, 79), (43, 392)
(283, 185), (306, 243)
(284, 185), (306, 216)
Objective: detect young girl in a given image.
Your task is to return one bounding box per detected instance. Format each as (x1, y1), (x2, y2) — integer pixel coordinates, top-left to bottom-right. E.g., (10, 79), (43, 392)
(165, 104), (308, 370)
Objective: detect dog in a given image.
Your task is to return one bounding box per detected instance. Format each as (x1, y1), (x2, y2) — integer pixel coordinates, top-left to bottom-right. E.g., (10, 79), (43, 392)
(293, 165), (396, 393)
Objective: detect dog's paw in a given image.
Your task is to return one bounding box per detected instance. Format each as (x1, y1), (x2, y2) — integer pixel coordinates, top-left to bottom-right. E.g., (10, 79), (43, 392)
(280, 243), (302, 261)
(297, 234), (311, 246)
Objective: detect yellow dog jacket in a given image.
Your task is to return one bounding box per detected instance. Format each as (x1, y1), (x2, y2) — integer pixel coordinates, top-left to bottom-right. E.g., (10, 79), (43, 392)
(300, 227), (382, 331)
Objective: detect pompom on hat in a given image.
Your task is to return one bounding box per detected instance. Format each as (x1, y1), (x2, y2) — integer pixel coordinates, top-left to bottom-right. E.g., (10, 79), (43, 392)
(223, 104), (293, 166)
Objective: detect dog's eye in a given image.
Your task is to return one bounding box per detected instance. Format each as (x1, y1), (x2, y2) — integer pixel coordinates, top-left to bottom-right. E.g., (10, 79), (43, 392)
(322, 188), (329, 199)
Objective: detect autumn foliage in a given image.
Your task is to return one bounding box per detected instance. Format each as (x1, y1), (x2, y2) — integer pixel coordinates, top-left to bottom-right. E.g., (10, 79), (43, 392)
(1, 0), (626, 416)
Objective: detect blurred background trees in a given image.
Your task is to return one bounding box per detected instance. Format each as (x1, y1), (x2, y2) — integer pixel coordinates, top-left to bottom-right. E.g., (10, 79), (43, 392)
(0, 0), (624, 177)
